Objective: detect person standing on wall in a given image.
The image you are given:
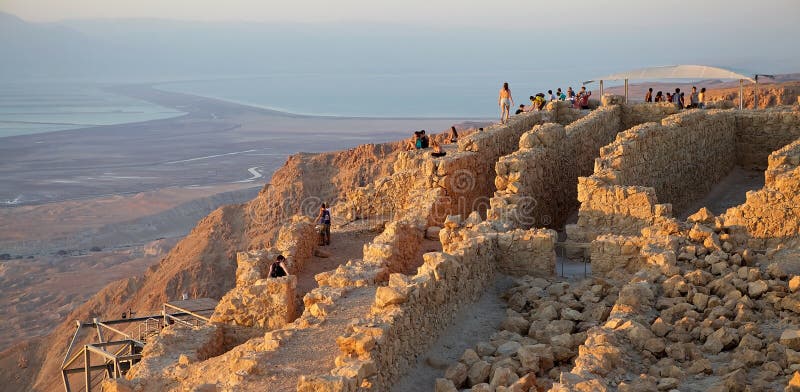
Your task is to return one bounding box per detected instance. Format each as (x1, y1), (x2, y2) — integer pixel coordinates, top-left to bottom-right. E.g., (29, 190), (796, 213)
(645, 88), (653, 103)
(316, 203), (332, 246)
(498, 82), (514, 124)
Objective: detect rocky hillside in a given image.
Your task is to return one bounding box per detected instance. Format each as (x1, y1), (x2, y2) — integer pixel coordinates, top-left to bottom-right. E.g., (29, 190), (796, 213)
(6, 139), (412, 392)
(705, 81), (800, 109)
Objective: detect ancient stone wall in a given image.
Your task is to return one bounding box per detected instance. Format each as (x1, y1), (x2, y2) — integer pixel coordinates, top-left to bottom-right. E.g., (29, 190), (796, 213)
(313, 218), (425, 289)
(362, 220), (425, 275)
(604, 110), (737, 213)
(210, 275), (297, 329)
(340, 105), (583, 228)
(734, 110), (800, 169)
(209, 216), (315, 329)
(299, 214), (556, 391)
(568, 110), (738, 245)
(724, 137), (800, 248)
(489, 106), (622, 229)
(619, 102), (680, 131)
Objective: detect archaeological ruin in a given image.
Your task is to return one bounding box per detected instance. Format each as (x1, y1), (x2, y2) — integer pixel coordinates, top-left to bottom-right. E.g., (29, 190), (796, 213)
(53, 82), (800, 392)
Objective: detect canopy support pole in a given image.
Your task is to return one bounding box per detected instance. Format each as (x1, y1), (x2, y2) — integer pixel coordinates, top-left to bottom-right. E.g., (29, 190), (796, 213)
(624, 79), (628, 103)
(599, 80), (604, 99)
(739, 79), (744, 110)
(754, 75), (759, 109)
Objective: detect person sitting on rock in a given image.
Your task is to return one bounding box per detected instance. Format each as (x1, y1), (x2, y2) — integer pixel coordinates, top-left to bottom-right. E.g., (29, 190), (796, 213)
(515, 104), (526, 115)
(430, 140), (446, 158)
(448, 126), (459, 143)
(420, 130), (430, 148)
(655, 91), (664, 102)
(566, 87), (575, 102)
(689, 86), (699, 108)
(316, 203), (332, 245)
(268, 255), (290, 278)
(412, 131), (423, 149)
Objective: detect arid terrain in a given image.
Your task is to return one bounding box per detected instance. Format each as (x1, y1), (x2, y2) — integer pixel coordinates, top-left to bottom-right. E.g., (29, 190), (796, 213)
(0, 85), (481, 356)
(1, 79), (799, 392)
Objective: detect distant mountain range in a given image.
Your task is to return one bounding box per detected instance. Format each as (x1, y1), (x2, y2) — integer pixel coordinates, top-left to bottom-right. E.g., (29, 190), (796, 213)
(1, 11), (799, 83)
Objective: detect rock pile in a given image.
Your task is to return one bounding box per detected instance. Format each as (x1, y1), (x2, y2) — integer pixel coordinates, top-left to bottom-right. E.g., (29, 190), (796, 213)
(434, 276), (619, 391)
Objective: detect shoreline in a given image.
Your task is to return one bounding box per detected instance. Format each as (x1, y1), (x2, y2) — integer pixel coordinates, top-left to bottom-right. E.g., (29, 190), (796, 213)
(0, 81), (490, 142)
(0, 83), (483, 207)
(149, 82), (492, 121)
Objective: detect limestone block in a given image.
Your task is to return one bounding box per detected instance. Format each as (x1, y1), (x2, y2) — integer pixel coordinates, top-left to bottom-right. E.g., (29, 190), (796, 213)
(444, 362), (468, 387)
(296, 375), (356, 392)
(426, 226), (442, 240)
(468, 360), (492, 386)
(374, 286), (408, 308)
(782, 330), (800, 350)
(435, 378), (458, 392)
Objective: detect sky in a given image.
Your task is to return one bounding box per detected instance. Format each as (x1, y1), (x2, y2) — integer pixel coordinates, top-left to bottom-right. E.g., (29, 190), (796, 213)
(1, 0), (798, 29)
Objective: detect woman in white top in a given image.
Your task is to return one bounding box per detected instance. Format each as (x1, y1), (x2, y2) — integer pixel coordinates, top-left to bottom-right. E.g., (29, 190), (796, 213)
(498, 82), (514, 124)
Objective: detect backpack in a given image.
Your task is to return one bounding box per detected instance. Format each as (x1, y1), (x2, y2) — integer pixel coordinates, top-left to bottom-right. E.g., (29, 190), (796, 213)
(322, 209), (331, 224)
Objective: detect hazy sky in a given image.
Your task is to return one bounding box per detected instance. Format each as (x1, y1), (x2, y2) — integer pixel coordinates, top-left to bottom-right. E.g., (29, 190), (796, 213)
(2, 0), (798, 29)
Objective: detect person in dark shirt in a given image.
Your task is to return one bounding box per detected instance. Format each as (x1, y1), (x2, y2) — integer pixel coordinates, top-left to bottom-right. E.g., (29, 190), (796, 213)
(316, 203), (332, 245)
(268, 255), (290, 278)
(654, 91), (663, 102)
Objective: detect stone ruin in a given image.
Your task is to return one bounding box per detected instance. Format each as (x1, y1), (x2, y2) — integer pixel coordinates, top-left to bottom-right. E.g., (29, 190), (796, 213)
(102, 97), (800, 392)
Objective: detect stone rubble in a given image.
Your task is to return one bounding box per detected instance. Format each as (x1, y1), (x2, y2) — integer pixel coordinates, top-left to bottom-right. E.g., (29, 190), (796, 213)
(100, 101), (800, 392)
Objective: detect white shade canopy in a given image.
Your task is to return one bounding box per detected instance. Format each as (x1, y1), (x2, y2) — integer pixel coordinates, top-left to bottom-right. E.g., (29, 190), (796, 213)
(586, 65), (756, 84)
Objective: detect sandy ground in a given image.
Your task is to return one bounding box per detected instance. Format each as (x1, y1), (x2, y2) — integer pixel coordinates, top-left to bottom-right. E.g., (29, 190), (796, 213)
(0, 183), (258, 255)
(0, 243), (173, 350)
(254, 286), (377, 392)
(296, 221), (380, 296)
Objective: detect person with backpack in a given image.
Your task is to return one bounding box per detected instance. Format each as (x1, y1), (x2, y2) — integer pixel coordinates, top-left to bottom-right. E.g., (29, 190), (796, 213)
(316, 203), (332, 245)
(420, 130), (429, 148)
(268, 255), (290, 278)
